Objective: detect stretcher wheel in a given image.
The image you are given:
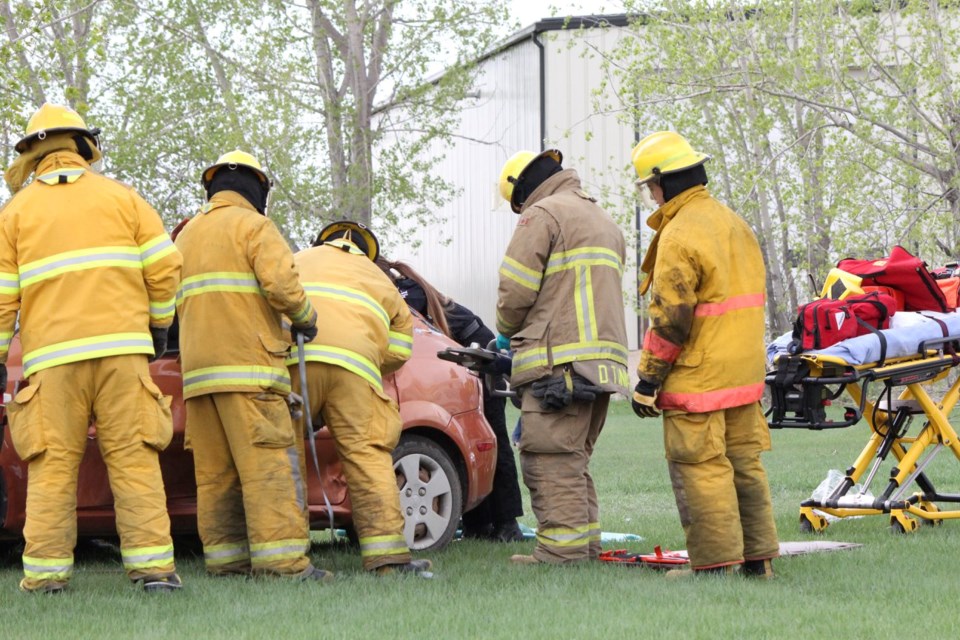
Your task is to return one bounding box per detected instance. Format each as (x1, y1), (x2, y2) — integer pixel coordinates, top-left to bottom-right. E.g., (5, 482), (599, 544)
(918, 504), (943, 527)
(799, 510), (827, 534)
(889, 512), (919, 534)
(890, 521), (907, 535)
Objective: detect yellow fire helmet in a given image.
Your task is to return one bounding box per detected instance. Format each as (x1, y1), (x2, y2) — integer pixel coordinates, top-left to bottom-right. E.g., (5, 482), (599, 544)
(631, 131), (711, 186)
(201, 149), (271, 189)
(498, 148), (563, 213)
(15, 103), (100, 153)
(315, 220), (380, 262)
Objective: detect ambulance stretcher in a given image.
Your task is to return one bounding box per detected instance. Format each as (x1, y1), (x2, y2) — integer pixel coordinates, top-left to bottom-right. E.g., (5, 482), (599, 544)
(767, 315), (960, 534)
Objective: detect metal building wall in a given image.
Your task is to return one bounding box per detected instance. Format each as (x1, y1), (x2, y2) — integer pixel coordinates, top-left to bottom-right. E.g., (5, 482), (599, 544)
(387, 23), (641, 350)
(541, 26), (641, 349)
(385, 39), (541, 337)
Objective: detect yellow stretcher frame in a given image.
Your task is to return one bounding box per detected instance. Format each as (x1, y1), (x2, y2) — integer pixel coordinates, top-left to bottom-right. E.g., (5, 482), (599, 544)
(767, 336), (960, 534)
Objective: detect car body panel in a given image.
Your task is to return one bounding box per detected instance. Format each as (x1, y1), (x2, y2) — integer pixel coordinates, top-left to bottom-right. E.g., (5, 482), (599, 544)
(0, 317), (496, 541)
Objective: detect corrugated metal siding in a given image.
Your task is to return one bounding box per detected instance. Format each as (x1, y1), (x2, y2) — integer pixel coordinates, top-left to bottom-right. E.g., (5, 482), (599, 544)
(387, 26), (641, 350)
(543, 27), (640, 349)
(386, 39), (541, 337)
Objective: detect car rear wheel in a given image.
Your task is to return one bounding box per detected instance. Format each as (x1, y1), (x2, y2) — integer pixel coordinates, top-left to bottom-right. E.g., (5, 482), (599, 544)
(393, 435), (462, 552)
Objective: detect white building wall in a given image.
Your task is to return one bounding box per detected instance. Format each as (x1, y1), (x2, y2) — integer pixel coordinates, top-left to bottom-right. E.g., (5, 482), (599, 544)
(388, 23), (641, 350)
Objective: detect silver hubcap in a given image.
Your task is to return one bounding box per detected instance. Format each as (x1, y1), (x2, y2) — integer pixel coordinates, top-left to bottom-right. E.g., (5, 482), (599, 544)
(395, 452), (453, 550)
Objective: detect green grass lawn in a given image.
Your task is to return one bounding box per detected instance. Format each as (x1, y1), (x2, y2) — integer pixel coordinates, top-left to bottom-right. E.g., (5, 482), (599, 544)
(4, 400), (960, 639)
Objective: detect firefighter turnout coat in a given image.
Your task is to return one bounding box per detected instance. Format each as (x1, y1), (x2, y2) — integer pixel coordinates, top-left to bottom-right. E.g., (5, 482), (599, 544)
(175, 191), (315, 399)
(496, 169), (629, 394)
(287, 240), (415, 570)
(0, 149), (182, 590)
(0, 151), (180, 373)
(637, 185), (767, 412)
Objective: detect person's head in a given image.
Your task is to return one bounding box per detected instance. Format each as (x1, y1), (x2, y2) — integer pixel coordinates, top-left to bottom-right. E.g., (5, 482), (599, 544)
(631, 131), (710, 206)
(314, 220), (380, 262)
(375, 256), (452, 338)
(201, 150), (272, 214)
(5, 103), (103, 193)
(498, 149), (563, 213)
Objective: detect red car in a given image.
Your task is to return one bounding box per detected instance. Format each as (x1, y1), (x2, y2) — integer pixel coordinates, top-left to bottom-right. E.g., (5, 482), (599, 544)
(0, 317), (496, 552)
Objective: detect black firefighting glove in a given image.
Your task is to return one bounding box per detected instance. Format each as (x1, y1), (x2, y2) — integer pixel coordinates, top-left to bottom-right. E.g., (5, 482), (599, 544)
(530, 374), (572, 410)
(476, 353), (512, 377)
(291, 321), (319, 344)
(531, 370), (604, 410)
(571, 376), (604, 403)
(632, 379), (661, 418)
(0, 362), (7, 394)
(149, 327), (168, 362)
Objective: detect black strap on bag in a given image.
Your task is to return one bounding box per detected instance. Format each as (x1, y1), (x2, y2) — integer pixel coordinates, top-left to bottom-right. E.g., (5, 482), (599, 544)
(919, 314), (960, 365)
(853, 316), (887, 367)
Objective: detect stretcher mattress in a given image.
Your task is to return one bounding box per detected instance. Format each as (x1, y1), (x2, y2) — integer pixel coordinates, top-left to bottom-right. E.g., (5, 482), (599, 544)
(767, 311), (960, 367)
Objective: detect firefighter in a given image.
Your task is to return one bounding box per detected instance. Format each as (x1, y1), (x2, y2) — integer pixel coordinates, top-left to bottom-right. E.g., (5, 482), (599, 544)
(0, 103), (183, 593)
(175, 150), (331, 582)
(288, 221), (432, 576)
(496, 149), (629, 564)
(630, 131), (779, 578)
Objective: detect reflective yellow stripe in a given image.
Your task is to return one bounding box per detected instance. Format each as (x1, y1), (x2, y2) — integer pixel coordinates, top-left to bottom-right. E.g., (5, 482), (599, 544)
(325, 238), (366, 256)
(22, 332), (153, 377)
(536, 524), (591, 548)
(588, 521), (601, 543)
(0, 271), (20, 295)
(303, 282), (389, 328)
(249, 538), (308, 564)
(388, 331), (413, 357)
(359, 534), (408, 558)
(290, 299), (316, 325)
(19, 246), (141, 288)
(121, 544), (175, 570)
(204, 542), (251, 566)
(285, 345), (382, 391)
(183, 365), (292, 394)
(149, 296), (177, 321)
(512, 340), (629, 375)
(544, 246), (623, 276)
(0, 330), (13, 350)
(177, 271), (262, 302)
(573, 266), (597, 342)
(36, 168), (85, 185)
(139, 234), (178, 267)
(499, 256), (542, 292)
(22, 555), (74, 579)
(496, 310), (520, 333)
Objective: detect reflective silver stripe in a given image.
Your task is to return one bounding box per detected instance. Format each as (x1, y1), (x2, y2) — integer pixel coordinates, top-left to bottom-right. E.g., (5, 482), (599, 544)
(0, 272), (19, 294)
(287, 446), (304, 510)
(499, 258), (542, 291)
(304, 283), (389, 327)
(204, 546), (250, 561)
(36, 168), (85, 184)
(23, 336), (153, 373)
(122, 549), (174, 564)
(22, 560), (73, 574)
(576, 265), (595, 341)
(184, 369), (291, 387)
(140, 237), (175, 262)
(20, 250), (140, 284)
(289, 346), (382, 390)
(552, 342), (628, 365)
(250, 544), (307, 558)
(546, 251), (622, 273)
(359, 537), (409, 556)
(179, 276), (261, 294)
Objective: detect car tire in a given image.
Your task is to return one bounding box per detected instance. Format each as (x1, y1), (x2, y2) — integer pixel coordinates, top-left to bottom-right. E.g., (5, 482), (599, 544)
(393, 435), (463, 552)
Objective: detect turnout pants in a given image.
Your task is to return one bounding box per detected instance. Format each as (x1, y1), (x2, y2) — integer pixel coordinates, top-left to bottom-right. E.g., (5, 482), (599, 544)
(292, 361), (411, 571)
(7, 355), (177, 591)
(663, 402), (780, 569)
(185, 391), (311, 576)
(518, 389), (610, 563)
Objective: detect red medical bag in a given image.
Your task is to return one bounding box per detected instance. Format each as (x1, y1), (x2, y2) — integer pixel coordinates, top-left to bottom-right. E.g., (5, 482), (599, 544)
(791, 291), (897, 352)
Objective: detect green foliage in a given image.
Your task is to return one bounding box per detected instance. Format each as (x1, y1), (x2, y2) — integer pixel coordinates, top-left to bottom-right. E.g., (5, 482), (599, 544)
(0, 0), (508, 247)
(605, 0), (960, 332)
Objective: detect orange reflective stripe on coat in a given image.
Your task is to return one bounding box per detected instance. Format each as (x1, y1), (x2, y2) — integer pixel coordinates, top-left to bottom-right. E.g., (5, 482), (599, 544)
(658, 382), (766, 413)
(642, 329), (682, 364)
(694, 293), (765, 317)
